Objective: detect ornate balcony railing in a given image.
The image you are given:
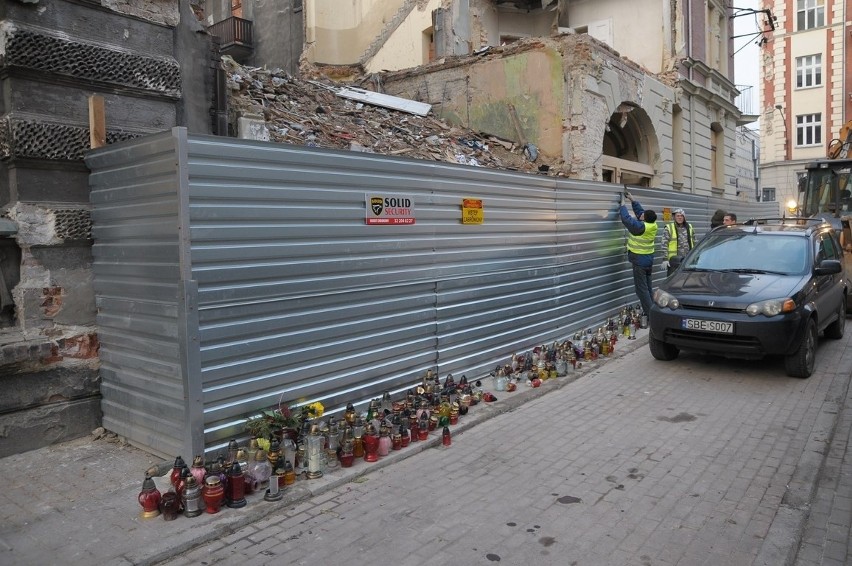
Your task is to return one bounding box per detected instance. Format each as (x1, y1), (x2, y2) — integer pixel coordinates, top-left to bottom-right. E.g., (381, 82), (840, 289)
(207, 16), (253, 56)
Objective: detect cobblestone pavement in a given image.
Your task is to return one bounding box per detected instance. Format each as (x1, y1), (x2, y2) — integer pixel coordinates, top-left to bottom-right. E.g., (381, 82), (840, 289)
(1, 326), (849, 566)
(157, 329), (852, 566)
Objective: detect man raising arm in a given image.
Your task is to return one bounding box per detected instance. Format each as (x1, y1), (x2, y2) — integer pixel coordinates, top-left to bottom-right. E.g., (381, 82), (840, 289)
(619, 191), (658, 316)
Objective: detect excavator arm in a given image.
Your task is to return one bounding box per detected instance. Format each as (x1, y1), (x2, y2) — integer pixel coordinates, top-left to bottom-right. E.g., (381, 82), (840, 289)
(828, 120), (852, 159)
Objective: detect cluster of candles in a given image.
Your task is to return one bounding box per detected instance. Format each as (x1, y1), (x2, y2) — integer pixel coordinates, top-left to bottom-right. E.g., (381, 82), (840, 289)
(490, 304), (646, 391)
(137, 304), (648, 520)
(137, 371), (478, 520)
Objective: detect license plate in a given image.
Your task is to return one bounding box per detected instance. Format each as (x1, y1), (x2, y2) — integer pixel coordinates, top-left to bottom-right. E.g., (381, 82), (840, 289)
(682, 318), (734, 333)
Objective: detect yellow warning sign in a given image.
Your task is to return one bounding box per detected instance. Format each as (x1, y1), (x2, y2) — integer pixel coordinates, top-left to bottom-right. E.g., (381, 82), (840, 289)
(462, 198), (483, 224)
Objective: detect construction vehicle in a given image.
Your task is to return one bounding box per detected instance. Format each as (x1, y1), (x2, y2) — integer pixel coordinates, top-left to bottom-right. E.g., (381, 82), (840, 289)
(796, 119), (852, 310)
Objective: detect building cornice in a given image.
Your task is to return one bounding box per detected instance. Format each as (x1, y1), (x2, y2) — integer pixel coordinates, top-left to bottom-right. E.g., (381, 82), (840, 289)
(679, 79), (742, 117)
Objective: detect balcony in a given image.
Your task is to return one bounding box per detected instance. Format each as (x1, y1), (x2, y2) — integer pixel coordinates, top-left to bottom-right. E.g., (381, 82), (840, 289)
(735, 85), (759, 126)
(207, 16), (253, 61)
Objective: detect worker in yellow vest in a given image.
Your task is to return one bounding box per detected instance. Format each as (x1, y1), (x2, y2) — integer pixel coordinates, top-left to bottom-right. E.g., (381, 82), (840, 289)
(660, 208), (695, 276)
(619, 190), (658, 317)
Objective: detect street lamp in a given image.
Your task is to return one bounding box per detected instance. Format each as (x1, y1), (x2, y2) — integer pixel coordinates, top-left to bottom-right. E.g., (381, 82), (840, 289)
(775, 104), (788, 160)
(786, 198), (798, 217)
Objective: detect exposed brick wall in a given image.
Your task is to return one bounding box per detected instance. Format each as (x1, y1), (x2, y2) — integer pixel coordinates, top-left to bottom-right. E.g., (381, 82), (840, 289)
(0, 0), (212, 456)
(43, 334), (100, 364)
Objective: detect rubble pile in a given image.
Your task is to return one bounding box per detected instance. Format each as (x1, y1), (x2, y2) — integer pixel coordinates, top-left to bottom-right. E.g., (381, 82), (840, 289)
(224, 57), (563, 176)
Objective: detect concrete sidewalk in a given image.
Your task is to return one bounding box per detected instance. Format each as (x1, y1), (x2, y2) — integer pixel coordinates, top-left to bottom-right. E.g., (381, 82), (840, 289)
(0, 334), (652, 566)
(0, 328), (848, 566)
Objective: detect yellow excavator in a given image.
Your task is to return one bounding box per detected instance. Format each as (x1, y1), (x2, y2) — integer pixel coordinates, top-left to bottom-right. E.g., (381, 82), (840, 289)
(827, 120), (852, 159)
(797, 119), (852, 310)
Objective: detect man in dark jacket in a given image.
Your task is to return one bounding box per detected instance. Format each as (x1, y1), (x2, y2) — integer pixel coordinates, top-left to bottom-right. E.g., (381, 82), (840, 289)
(619, 191), (658, 316)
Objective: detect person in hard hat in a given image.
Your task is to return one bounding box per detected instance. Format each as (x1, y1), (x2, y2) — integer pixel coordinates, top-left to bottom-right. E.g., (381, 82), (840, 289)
(619, 190), (658, 317)
(660, 208), (695, 276)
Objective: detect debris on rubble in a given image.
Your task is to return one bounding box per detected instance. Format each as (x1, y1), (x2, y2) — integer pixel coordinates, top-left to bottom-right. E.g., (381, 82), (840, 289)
(311, 81), (432, 116)
(223, 56), (564, 175)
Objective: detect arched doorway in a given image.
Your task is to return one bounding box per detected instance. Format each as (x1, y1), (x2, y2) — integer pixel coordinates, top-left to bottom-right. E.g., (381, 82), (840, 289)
(601, 102), (659, 186)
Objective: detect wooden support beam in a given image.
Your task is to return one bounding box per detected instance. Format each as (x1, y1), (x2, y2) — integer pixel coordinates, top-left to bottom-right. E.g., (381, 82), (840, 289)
(88, 95), (106, 149)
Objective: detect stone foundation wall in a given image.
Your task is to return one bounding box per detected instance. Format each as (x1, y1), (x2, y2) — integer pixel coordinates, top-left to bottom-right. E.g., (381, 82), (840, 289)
(0, 0), (215, 457)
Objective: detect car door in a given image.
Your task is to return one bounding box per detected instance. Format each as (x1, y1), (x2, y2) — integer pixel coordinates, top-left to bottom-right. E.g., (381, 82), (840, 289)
(813, 231), (843, 331)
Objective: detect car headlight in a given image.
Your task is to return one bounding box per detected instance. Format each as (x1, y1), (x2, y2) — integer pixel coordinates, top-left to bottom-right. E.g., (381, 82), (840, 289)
(653, 289), (680, 310)
(745, 298), (796, 316)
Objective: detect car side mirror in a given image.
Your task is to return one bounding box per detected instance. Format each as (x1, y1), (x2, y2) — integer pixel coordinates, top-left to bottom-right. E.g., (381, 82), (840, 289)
(814, 259), (842, 275)
(670, 256), (683, 268)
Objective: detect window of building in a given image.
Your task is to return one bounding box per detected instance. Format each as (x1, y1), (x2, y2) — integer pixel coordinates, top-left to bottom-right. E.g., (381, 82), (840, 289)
(797, 0), (825, 30)
(706, 3), (728, 74)
(710, 122), (724, 191)
(796, 54), (822, 88)
(672, 106), (684, 187)
(762, 187), (776, 202)
(796, 114), (822, 146)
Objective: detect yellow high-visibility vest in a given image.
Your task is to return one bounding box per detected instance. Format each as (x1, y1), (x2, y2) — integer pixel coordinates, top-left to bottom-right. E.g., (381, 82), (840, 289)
(627, 222), (658, 255)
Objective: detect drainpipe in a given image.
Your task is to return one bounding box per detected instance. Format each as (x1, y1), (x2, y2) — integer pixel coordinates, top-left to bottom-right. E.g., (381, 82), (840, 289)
(686, 0), (696, 192)
(752, 137), (760, 202)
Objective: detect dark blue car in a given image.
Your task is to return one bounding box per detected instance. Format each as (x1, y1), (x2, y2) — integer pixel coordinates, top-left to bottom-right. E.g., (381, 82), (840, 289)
(649, 218), (847, 378)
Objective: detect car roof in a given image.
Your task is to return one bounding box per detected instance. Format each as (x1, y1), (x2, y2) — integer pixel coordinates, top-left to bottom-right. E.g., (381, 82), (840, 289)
(709, 217), (834, 237)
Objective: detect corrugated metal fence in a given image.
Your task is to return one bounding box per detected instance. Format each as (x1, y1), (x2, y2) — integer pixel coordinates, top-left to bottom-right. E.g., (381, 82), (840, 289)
(86, 128), (779, 458)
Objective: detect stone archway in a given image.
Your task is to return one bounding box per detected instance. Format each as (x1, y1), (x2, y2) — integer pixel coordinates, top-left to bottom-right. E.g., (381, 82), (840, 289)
(601, 102), (660, 186)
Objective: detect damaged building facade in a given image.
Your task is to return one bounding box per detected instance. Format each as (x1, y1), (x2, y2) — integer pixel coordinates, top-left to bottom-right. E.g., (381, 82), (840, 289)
(0, 0), (215, 457)
(299, 0), (746, 194)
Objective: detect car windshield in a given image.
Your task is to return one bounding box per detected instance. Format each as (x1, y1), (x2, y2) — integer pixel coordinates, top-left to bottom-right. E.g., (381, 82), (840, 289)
(682, 232), (808, 275)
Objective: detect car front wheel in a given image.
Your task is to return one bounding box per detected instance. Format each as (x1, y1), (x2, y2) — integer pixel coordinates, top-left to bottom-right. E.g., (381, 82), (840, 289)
(785, 318), (817, 378)
(649, 334), (679, 361)
(824, 296), (846, 340)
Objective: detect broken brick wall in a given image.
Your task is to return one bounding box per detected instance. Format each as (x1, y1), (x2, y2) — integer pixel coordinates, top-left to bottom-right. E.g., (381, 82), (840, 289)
(380, 34), (675, 183)
(0, 0), (216, 457)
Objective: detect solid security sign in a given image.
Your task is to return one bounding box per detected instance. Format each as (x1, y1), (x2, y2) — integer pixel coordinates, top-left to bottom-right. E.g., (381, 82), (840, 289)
(366, 194), (416, 225)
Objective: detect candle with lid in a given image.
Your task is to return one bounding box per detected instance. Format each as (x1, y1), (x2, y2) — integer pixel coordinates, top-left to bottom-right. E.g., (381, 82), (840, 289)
(182, 475), (203, 517)
(137, 474), (161, 519)
(190, 455), (207, 487)
(202, 475), (225, 514)
(170, 455), (186, 487)
(226, 461), (247, 508)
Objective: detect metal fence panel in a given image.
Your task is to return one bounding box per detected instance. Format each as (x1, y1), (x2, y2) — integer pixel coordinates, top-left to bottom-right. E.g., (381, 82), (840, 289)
(88, 128), (780, 458)
(87, 130), (192, 458)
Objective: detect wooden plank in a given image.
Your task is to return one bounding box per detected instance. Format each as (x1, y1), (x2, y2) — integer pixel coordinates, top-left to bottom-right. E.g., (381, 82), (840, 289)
(89, 95), (106, 149)
(507, 104), (526, 146)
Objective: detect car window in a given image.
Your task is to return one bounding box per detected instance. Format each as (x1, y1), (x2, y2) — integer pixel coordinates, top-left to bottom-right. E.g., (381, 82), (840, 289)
(815, 232), (839, 263)
(685, 233), (807, 274)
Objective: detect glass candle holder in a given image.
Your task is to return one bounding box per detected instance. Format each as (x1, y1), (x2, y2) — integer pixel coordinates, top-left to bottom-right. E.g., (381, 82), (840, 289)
(339, 438), (355, 468)
(137, 474), (161, 519)
(226, 462), (246, 508)
(306, 428), (324, 479)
